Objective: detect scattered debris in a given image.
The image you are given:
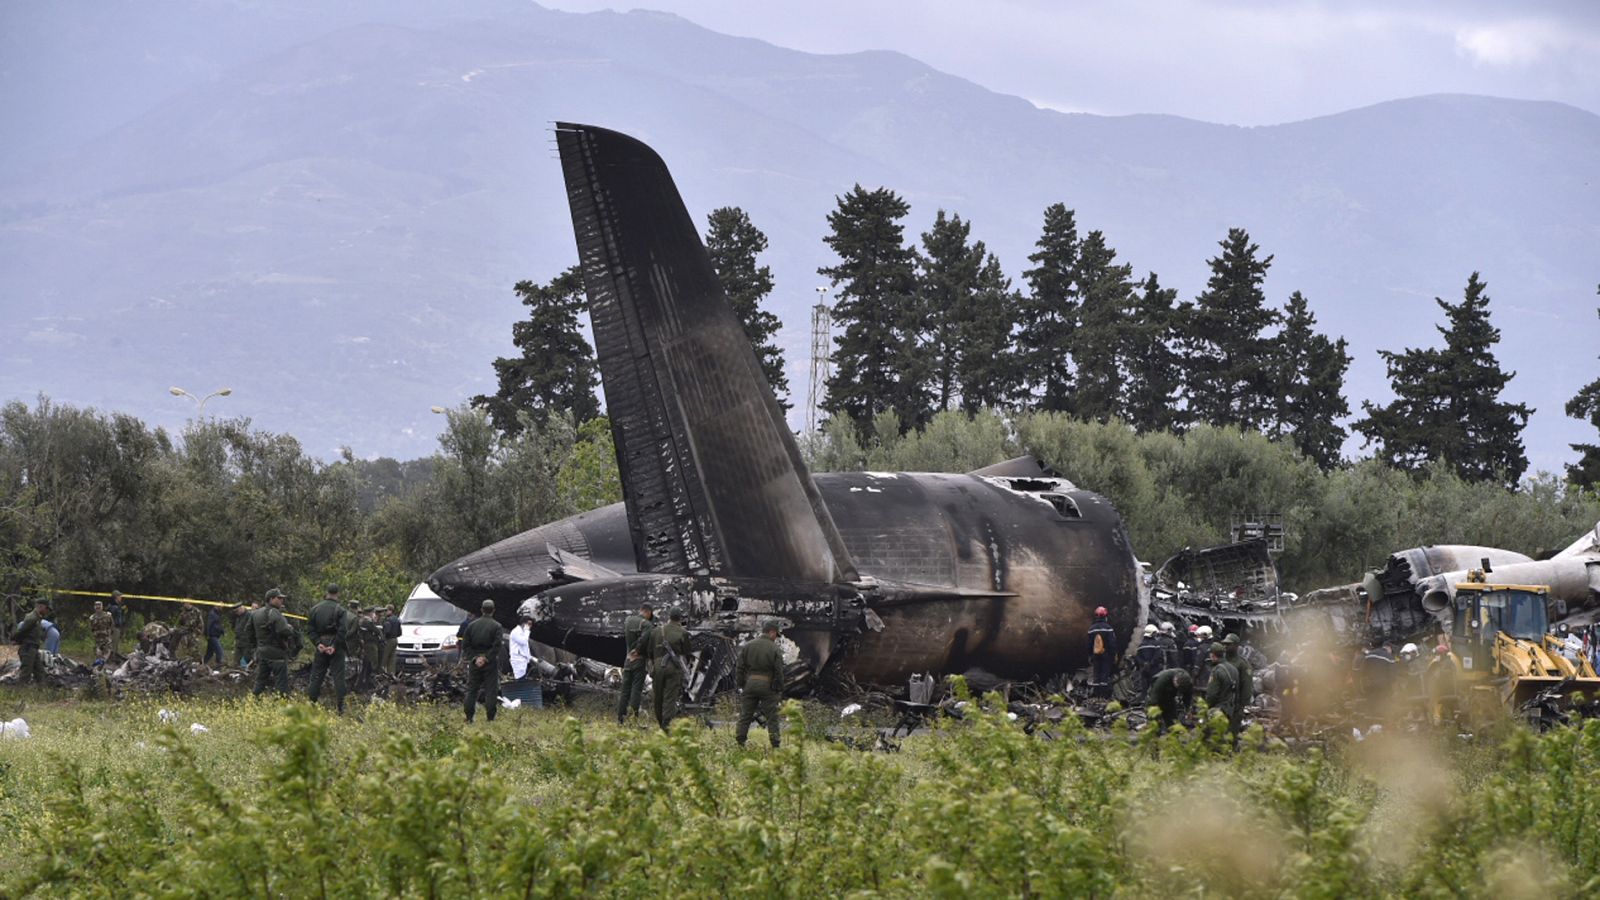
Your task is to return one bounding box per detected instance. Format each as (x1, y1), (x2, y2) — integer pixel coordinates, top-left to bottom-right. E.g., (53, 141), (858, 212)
(189, 723), (209, 734)
(1, 718), (30, 739)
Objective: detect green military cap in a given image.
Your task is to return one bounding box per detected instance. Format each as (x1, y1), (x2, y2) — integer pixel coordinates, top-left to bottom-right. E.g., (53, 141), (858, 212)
(1221, 633), (1240, 645)
(326, 584), (341, 594)
(265, 588), (283, 600)
(761, 619), (782, 633)
(1210, 642), (1228, 655)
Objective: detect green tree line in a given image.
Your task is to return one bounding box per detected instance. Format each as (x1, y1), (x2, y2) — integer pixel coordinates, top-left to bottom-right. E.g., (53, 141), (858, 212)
(0, 398), (620, 622)
(484, 201), (1593, 490)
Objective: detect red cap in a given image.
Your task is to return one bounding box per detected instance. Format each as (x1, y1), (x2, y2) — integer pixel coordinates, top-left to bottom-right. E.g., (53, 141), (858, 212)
(1435, 645), (1450, 655)
(1188, 624), (1199, 633)
(1094, 606), (1108, 617)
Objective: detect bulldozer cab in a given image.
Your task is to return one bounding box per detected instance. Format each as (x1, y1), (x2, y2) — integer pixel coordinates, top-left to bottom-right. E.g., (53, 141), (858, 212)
(1451, 581), (1547, 673)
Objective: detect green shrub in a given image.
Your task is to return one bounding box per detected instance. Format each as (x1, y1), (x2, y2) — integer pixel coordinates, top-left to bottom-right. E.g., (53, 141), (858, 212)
(2, 697), (1595, 897)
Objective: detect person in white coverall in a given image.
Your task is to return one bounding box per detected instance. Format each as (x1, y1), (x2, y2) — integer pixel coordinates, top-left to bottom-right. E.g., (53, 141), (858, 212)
(509, 613), (534, 680)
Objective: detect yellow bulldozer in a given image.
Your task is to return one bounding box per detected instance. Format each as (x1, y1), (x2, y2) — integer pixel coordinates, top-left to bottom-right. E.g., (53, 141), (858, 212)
(1448, 574), (1600, 727)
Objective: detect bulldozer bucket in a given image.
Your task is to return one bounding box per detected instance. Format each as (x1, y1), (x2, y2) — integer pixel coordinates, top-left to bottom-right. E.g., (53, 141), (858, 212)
(1506, 675), (1600, 727)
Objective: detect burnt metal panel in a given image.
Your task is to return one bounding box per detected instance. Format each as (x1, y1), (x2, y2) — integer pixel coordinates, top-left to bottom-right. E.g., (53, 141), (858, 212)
(553, 122), (856, 583)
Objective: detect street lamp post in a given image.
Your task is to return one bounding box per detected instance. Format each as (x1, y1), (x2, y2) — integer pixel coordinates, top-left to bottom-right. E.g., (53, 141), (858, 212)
(168, 386), (233, 413)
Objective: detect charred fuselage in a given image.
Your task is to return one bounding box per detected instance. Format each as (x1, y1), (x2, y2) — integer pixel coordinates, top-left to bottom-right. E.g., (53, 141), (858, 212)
(431, 469), (1144, 687)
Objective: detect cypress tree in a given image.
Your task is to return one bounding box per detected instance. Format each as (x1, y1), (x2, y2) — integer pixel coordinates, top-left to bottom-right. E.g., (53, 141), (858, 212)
(1068, 230), (1135, 421)
(1355, 272), (1531, 484)
(958, 254), (1024, 414)
(1564, 294), (1600, 488)
(474, 267), (599, 437)
(1271, 291), (1351, 469)
(819, 186), (928, 431)
(1181, 228), (1280, 429)
(917, 210), (987, 412)
(1017, 204), (1080, 412)
(1120, 272), (1185, 432)
(705, 206), (788, 407)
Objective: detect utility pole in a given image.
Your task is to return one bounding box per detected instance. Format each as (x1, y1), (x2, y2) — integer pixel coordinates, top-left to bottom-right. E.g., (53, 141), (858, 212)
(806, 286), (832, 434)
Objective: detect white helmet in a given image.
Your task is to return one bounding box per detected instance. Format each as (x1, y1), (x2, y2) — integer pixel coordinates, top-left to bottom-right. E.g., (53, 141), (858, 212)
(1400, 642), (1419, 660)
(1143, 624), (1159, 636)
(1160, 621), (1176, 634)
(1196, 625), (1213, 639)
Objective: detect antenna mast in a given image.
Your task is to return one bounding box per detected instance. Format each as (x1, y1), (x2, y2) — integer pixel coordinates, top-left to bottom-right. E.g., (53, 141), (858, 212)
(806, 286), (832, 434)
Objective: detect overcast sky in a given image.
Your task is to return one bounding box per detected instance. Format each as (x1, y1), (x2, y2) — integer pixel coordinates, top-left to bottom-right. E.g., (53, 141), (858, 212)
(545, 0), (1600, 124)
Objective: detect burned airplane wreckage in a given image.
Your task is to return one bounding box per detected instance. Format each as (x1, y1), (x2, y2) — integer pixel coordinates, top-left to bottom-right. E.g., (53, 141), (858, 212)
(429, 124), (1144, 696)
(1303, 525), (1600, 642)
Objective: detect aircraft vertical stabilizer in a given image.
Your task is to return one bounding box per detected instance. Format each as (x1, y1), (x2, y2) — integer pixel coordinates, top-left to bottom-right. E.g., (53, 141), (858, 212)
(554, 122), (857, 584)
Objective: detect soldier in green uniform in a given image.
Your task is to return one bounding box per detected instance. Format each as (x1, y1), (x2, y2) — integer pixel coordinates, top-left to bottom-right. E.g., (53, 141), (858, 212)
(379, 607), (400, 674)
(637, 608), (690, 729)
(342, 598), (369, 686)
(233, 603), (255, 667)
(355, 603), (381, 686)
(1203, 643), (1240, 737)
(1146, 667), (1194, 731)
(89, 601), (116, 665)
(462, 600), (505, 723)
(735, 620), (785, 748)
(9, 600), (50, 685)
(1222, 633), (1253, 734)
(616, 602), (655, 724)
(177, 603), (205, 660)
(306, 585), (356, 712)
(109, 590), (128, 656)
(250, 589), (296, 696)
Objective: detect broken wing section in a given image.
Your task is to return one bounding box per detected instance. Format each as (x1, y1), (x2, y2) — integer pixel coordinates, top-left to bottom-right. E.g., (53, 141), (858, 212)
(554, 123), (857, 584)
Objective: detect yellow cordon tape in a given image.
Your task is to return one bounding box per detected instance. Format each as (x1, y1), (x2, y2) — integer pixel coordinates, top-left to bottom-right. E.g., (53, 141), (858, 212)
(40, 588), (308, 621)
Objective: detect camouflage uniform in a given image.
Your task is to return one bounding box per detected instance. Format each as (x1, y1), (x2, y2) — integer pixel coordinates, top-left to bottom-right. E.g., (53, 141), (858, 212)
(356, 609), (381, 683)
(140, 621), (176, 657)
(178, 604), (205, 659)
(89, 608), (116, 663)
(10, 608), (47, 685)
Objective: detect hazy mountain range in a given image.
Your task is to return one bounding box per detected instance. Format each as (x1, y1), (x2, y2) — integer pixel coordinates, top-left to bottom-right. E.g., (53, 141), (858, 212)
(2, 0), (1596, 472)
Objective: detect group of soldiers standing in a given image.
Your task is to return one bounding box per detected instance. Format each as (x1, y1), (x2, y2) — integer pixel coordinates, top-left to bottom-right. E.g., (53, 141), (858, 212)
(615, 602), (785, 748)
(11, 593), (130, 685)
(1090, 607), (1256, 737)
(616, 603), (692, 729)
(229, 585), (401, 711)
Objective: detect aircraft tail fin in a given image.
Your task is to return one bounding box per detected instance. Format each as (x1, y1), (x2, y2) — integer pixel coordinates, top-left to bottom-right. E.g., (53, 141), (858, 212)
(554, 123), (858, 583)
